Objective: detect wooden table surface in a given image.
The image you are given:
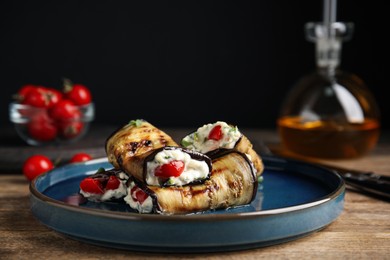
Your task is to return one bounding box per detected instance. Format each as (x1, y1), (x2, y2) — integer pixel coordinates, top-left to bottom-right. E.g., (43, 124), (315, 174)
(1, 125), (389, 259)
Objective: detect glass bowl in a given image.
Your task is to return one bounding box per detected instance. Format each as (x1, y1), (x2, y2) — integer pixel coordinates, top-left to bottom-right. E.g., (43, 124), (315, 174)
(9, 102), (95, 146)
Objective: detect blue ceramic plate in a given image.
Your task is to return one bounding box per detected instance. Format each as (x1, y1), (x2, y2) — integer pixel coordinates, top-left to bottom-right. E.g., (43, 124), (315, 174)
(30, 155), (345, 253)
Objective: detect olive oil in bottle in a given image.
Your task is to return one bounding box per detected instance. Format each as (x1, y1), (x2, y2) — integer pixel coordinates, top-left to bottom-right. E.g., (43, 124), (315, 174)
(277, 0), (380, 159)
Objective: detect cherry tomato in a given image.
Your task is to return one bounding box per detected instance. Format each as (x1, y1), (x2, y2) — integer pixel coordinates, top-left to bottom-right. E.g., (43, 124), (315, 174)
(130, 186), (148, 204)
(70, 152), (92, 163)
(79, 177), (104, 194)
(63, 80), (92, 106)
(22, 155), (54, 181)
(58, 121), (84, 139)
(49, 99), (81, 120)
(45, 87), (63, 108)
(208, 125), (223, 141)
(17, 85), (62, 108)
(27, 111), (57, 141)
(14, 84), (36, 102)
(22, 86), (50, 107)
(154, 160), (185, 178)
(105, 175), (120, 190)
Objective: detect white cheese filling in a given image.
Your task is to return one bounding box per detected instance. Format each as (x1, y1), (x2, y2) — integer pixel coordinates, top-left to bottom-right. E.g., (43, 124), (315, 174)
(79, 190), (102, 202)
(80, 171), (129, 202)
(145, 148), (210, 186)
(124, 181), (154, 213)
(101, 180), (128, 201)
(181, 121), (242, 153)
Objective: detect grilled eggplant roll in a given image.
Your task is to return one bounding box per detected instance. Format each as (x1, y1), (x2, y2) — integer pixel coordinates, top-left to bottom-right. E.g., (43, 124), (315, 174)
(124, 150), (258, 215)
(180, 121), (264, 177)
(79, 168), (129, 202)
(105, 119), (179, 180)
(116, 145), (213, 187)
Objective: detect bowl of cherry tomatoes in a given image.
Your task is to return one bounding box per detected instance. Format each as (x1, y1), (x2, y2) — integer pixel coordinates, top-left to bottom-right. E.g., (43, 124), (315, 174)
(9, 79), (95, 146)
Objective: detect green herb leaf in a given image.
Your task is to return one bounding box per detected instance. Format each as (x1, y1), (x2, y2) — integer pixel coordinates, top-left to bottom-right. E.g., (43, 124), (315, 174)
(129, 119), (143, 127)
(228, 126), (238, 133)
(96, 167), (105, 173)
(166, 178), (175, 185)
(181, 138), (193, 147)
(193, 132), (199, 142)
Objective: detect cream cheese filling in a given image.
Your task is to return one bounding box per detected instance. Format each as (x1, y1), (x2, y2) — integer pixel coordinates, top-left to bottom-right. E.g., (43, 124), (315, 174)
(145, 148), (210, 186)
(181, 121), (242, 153)
(80, 171), (129, 202)
(124, 181), (153, 213)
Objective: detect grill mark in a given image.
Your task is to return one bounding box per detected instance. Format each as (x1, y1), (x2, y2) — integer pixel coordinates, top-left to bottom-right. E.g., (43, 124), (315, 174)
(117, 155), (123, 168)
(228, 177), (243, 198)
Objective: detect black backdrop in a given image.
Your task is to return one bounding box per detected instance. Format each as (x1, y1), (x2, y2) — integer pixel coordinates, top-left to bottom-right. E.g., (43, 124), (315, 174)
(1, 0), (388, 129)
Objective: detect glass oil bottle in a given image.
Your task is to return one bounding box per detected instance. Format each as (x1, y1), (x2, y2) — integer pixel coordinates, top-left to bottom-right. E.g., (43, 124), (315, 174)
(277, 0), (380, 159)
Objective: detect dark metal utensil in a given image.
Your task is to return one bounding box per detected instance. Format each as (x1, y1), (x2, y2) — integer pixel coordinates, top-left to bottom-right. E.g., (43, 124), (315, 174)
(254, 141), (390, 202)
(325, 166), (390, 200)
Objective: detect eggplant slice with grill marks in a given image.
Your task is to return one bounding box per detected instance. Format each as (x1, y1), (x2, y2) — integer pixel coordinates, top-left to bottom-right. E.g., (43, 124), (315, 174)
(180, 121), (264, 177)
(105, 119), (179, 182)
(230, 134), (264, 177)
(124, 150), (258, 215)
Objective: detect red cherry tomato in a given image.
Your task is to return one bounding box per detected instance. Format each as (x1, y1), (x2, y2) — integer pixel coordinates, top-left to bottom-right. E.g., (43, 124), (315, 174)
(22, 155), (54, 181)
(17, 85), (62, 108)
(49, 99), (81, 120)
(79, 177), (104, 194)
(45, 87), (63, 108)
(22, 86), (50, 107)
(58, 121), (84, 139)
(15, 84), (36, 102)
(70, 152), (92, 163)
(105, 175), (120, 190)
(27, 111), (57, 141)
(154, 160), (185, 178)
(130, 186), (148, 204)
(64, 82), (92, 106)
(208, 125), (223, 141)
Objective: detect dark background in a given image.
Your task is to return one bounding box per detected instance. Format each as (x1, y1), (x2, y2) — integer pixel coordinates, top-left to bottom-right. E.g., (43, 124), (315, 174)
(1, 0), (388, 129)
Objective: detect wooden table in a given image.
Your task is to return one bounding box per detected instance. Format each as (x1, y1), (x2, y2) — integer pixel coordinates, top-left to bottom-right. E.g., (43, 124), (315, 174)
(1, 126), (389, 259)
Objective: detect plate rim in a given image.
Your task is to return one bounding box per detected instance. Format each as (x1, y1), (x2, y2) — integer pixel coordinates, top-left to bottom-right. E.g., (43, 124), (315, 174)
(30, 156), (345, 221)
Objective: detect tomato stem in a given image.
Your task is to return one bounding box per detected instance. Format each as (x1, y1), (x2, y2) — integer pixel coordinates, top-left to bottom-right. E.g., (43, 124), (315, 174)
(62, 77), (74, 93)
